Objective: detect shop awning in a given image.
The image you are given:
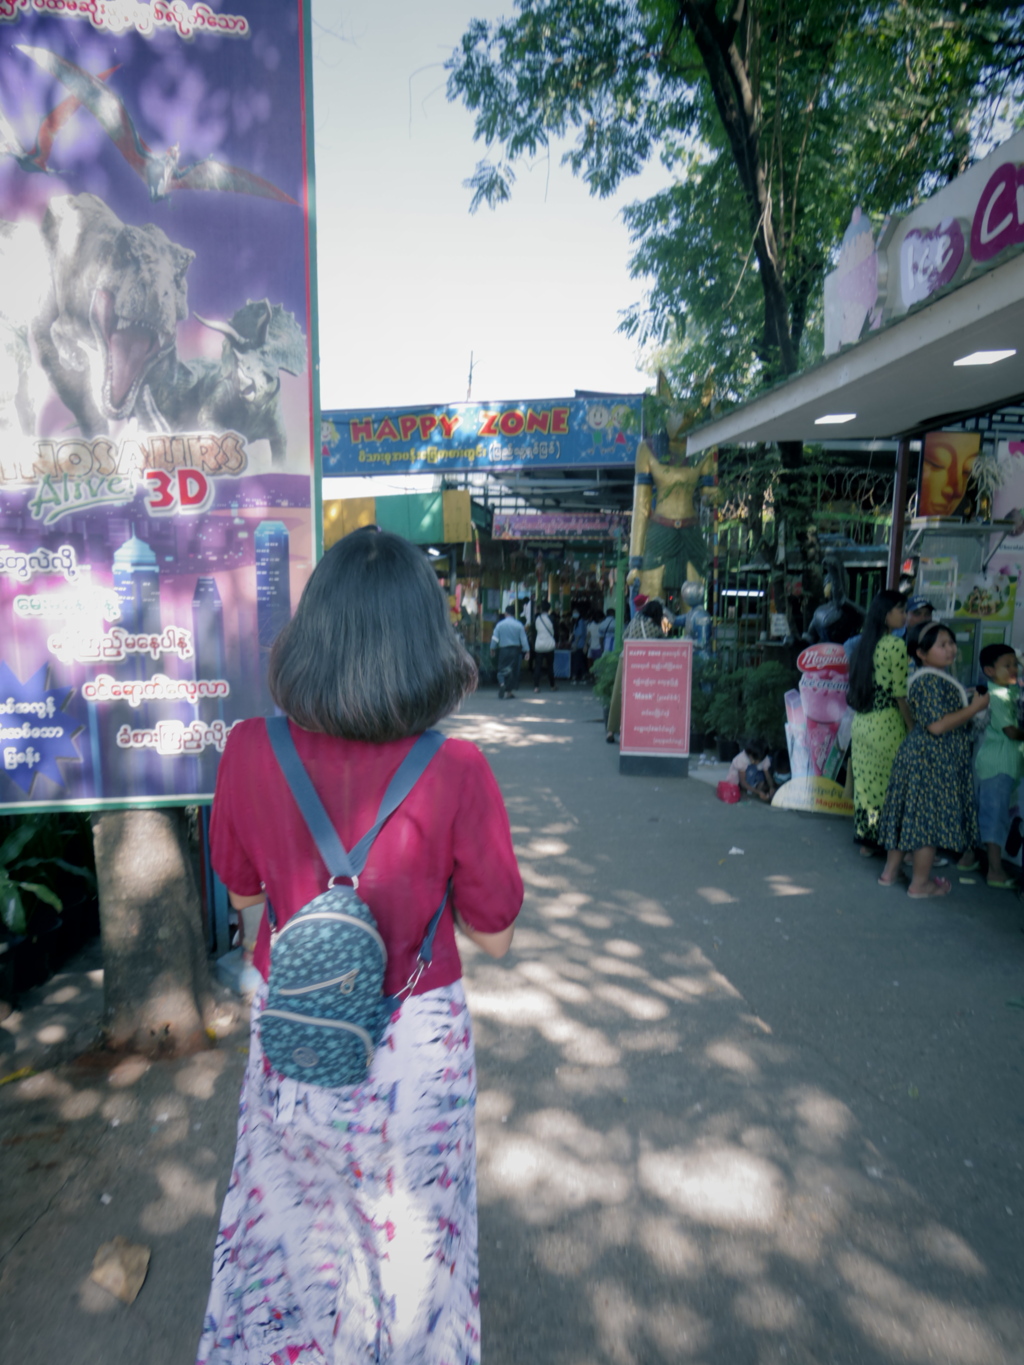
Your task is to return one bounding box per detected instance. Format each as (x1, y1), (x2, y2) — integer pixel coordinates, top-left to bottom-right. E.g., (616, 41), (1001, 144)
(685, 250), (1024, 455)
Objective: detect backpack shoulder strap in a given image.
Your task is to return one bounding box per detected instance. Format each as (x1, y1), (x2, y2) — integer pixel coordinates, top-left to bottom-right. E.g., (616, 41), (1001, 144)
(348, 728), (445, 874)
(266, 716), (355, 881)
(265, 718), (446, 881)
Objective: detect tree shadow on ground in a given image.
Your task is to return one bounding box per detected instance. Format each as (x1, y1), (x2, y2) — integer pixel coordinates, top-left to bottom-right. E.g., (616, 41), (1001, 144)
(1, 693), (1021, 1365)
(446, 699), (1024, 1365)
(0, 996), (247, 1365)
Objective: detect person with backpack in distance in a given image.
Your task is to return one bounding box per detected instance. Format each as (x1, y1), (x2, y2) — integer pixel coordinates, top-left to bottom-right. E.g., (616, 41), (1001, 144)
(532, 597), (558, 692)
(196, 527), (523, 1365)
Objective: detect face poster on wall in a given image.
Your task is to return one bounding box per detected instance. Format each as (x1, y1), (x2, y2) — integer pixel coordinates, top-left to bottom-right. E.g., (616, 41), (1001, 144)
(0, 2), (318, 812)
(917, 431), (981, 518)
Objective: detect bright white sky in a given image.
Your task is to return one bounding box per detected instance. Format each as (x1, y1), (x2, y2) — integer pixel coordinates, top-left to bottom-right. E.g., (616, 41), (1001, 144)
(311, 0), (671, 412)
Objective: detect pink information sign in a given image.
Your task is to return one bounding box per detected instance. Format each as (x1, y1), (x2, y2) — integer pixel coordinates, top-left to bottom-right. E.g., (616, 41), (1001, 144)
(620, 639), (692, 760)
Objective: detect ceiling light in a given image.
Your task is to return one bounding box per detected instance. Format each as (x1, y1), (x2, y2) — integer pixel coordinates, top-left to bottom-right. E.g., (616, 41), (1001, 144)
(953, 349), (1017, 366)
(814, 413), (857, 425)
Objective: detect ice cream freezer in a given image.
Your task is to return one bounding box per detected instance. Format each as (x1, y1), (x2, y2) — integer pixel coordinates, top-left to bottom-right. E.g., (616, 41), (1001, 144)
(948, 617), (1014, 690)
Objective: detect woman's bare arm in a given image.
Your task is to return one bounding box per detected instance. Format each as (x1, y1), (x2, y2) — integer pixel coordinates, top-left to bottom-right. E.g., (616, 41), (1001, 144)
(454, 909), (514, 959)
(229, 890), (266, 909)
(927, 693), (988, 735)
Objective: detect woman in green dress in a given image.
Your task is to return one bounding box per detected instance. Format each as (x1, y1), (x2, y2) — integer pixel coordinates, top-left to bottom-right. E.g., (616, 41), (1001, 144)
(849, 591), (911, 849)
(877, 621), (989, 897)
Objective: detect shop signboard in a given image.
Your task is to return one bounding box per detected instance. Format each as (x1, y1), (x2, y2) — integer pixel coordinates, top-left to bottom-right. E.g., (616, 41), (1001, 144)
(824, 127), (1024, 354)
(322, 397), (642, 476)
(619, 639), (691, 777)
(0, 2), (318, 812)
(492, 512), (628, 540)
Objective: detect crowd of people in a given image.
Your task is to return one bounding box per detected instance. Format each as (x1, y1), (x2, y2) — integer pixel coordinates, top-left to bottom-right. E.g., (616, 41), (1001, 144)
(488, 599), (618, 698)
(849, 589), (1022, 898)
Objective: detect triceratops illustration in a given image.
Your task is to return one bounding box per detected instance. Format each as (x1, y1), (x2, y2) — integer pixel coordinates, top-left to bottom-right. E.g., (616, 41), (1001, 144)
(136, 298), (306, 467)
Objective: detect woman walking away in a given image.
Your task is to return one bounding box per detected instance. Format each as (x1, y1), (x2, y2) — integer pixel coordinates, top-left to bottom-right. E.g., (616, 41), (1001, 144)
(877, 620), (988, 898)
(848, 590), (911, 852)
(532, 597), (558, 692)
(196, 527), (524, 1365)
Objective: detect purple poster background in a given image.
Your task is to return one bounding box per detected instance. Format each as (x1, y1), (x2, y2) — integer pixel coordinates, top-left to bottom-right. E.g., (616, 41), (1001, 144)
(0, 2), (316, 811)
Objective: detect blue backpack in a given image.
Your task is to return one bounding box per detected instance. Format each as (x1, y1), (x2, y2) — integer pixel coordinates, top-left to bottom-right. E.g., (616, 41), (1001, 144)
(259, 716), (448, 1090)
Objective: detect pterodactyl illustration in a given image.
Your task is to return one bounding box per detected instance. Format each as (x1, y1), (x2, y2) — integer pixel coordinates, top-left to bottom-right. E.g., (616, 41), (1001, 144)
(17, 45), (297, 205)
(0, 65), (118, 174)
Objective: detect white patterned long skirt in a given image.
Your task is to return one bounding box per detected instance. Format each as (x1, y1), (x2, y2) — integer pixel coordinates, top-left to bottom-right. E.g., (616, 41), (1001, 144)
(195, 981), (480, 1365)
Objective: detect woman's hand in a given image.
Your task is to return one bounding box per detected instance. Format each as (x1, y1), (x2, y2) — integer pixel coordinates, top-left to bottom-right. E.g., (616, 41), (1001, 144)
(970, 689), (990, 714)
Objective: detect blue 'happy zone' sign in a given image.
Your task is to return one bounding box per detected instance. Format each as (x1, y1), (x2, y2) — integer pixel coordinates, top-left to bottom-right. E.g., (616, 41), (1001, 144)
(322, 397), (642, 476)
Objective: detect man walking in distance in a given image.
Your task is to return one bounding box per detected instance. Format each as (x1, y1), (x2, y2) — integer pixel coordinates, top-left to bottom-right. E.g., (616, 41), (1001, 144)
(490, 605), (530, 699)
(533, 598), (559, 693)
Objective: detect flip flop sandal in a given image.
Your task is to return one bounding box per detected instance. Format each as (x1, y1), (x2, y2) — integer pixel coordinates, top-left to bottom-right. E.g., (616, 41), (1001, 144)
(958, 857), (980, 872)
(986, 877), (1018, 889)
(907, 876), (952, 899)
(877, 876), (902, 887)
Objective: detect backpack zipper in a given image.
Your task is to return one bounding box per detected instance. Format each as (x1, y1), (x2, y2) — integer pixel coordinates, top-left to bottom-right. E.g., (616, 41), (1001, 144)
(261, 1008), (374, 1064)
(273, 910), (386, 958)
(277, 970), (363, 997)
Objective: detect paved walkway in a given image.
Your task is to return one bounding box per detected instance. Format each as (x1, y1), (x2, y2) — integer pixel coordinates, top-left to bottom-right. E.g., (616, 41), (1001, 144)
(2, 686), (1023, 1364)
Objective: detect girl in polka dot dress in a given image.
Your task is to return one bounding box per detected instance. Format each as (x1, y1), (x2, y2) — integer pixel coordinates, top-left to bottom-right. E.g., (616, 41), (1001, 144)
(877, 621), (988, 898)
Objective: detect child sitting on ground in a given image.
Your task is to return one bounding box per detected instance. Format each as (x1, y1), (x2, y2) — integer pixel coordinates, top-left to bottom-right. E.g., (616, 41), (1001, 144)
(727, 739), (777, 803)
(971, 643), (1024, 888)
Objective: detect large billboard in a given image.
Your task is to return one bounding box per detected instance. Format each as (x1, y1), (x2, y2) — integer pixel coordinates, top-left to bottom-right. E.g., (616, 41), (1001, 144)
(322, 396), (643, 476)
(0, 2), (317, 812)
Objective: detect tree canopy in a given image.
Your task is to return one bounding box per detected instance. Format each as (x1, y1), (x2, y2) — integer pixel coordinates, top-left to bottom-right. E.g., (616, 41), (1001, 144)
(447, 1), (1024, 407)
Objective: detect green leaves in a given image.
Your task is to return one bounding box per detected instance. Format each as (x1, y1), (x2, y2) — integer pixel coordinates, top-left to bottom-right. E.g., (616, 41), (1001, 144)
(0, 820), (40, 870)
(0, 875), (26, 936)
(448, 0), (1024, 405)
(0, 813), (95, 937)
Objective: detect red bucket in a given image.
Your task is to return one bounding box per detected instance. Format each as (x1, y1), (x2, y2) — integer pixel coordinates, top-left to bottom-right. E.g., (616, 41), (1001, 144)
(716, 780), (741, 804)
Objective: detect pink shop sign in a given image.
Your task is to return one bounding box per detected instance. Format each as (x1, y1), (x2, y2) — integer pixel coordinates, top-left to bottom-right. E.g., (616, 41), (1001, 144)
(970, 161), (1024, 264)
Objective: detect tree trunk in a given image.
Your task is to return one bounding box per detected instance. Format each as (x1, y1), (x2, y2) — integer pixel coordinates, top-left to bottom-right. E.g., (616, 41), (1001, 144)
(683, 0), (798, 378)
(92, 808), (213, 1056)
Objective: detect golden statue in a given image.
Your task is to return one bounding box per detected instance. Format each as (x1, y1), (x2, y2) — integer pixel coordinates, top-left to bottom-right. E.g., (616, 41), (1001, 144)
(627, 373), (717, 601)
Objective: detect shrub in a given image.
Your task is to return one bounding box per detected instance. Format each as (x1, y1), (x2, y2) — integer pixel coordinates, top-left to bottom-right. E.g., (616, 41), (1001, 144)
(591, 650), (620, 703)
(689, 657), (718, 734)
(0, 813), (96, 936)
(743, 662), (799, 751)
(705, 668), (746, 739)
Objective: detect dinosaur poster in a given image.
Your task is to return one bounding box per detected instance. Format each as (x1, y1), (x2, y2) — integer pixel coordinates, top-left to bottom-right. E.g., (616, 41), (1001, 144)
(0, 1), (317, 810)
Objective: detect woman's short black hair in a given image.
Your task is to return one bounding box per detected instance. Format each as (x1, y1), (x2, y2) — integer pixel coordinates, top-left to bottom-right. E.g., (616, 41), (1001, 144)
(268, 527), (477, 740)
(907, 618), (955, 663)
(640, 600), (664, 624)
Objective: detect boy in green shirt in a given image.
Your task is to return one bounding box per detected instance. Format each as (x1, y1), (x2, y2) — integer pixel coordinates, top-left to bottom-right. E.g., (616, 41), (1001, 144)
(975, 644), (1024, 888)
